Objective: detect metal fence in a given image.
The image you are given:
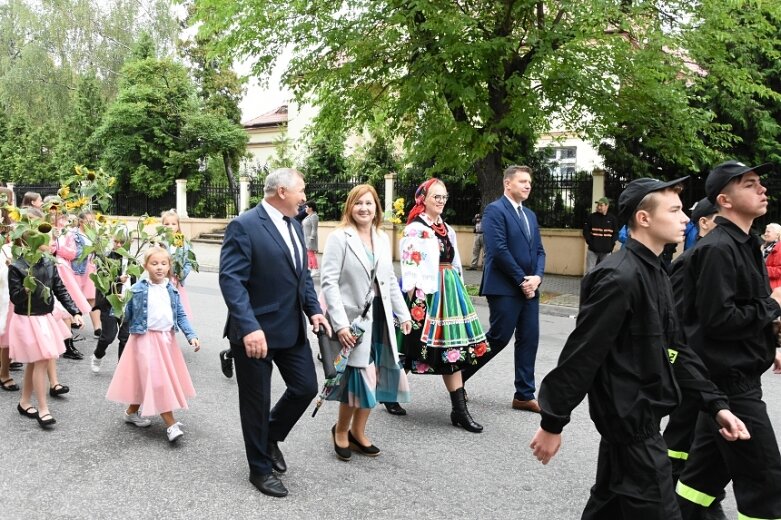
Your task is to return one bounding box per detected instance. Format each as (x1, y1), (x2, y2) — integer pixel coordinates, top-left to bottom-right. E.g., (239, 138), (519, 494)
(187, 180), (240, 219)
(525, 170), (593, 229)
(108, 187), (177, 217)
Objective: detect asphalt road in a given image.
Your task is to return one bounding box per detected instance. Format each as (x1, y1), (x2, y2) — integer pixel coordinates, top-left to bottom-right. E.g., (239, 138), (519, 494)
(2, 271), (778, 519)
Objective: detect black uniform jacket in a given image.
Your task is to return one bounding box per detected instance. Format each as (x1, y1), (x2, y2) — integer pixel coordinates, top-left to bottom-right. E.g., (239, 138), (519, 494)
(685, 217), (780, 387)
(538, 239), (728, 443)
(9, 258), (80, 316)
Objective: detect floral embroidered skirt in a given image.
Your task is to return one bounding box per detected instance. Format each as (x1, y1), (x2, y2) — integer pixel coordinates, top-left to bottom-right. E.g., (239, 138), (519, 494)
(403, 265), (489, 375)
(326, 297), (410, 409)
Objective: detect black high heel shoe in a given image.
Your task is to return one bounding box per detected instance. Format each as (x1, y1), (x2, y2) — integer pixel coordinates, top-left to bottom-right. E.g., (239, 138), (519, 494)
(331, 425), (351, 461)
(348, 430), (380, 456)
(383, 402), (407, 416)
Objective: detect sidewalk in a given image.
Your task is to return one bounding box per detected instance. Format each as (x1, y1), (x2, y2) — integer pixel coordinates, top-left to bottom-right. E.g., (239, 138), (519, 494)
(193, 242), (581, 315)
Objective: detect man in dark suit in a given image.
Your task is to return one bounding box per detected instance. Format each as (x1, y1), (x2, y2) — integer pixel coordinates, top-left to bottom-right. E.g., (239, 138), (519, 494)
(462, 164), (546, 412)
(219, 168), (331, 498)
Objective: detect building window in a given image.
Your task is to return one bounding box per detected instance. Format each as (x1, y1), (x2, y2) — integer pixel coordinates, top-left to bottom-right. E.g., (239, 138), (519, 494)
(541, 146), (577, 178)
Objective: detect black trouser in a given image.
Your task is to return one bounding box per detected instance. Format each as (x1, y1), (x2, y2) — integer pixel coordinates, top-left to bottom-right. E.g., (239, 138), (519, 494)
(677, 384), (781, 519)
(663, 389), (701, 480)
(582, 434), (681, 520)
(232, 335), (318, 476)
(93, 314), (129, 360)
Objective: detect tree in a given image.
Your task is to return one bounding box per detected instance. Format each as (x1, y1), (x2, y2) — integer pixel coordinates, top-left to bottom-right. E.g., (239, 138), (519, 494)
(179, 24), (248, 191)
(193, 0), (702, 207)
(93, 42), (205, 196)
(302, 126), (347, 182)
(686, 1), (781, 167)
(55, 71), (106, 175)
(600, 1), (781, 185)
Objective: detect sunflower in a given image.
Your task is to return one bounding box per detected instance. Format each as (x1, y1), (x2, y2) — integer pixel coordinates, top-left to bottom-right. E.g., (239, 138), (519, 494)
(7, 208), (20, 222)
(107, 177), (116, 188)
(58, 186), (70, 199)
(37, 222), (52, 233)
(86, 171), (96, 181)
(143, 217), (156, 226)
(173, 232), (185, 248)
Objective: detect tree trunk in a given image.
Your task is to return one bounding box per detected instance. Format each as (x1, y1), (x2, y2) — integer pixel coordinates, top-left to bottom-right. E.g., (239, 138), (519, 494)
(223, 152), (236, 192)
(475, 151), (504, 210)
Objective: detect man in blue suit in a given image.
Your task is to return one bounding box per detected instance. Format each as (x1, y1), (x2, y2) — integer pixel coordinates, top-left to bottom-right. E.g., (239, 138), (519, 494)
(463, 165), (546, 413)
(219, 168), (331, 498)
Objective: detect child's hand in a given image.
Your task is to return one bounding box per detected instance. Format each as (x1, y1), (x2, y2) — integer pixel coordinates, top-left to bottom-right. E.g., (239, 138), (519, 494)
(72, 315), (84, 328)
(190, 338), (200, 352)
(119, 275), (128, 283)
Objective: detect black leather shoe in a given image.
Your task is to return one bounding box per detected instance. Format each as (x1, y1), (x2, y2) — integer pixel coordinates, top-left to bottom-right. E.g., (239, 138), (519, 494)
(219, 349), (233, 378)
(249, 473), (288, 498)
(384, 402), (407, 416)
(331, 425), (351, 461)
(9, 361), (23, 371)
(348, 430), (380, 456)
(93, 328), (102, 338)
(269, 441), (287, 473)
(49, 384), (70, 397)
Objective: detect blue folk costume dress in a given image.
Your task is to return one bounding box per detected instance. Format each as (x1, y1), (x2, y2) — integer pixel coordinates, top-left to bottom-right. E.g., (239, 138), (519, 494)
(400, 214), (489, 374)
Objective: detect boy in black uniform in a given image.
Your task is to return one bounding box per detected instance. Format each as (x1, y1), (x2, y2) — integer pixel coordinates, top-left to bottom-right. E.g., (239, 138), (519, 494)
(664, 197), (726, 519)
(529, 178), (749, 519)
(676, 161), (781, 520)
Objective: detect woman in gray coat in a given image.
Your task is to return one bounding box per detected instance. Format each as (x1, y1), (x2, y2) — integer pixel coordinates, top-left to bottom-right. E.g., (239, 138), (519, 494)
(302, 202), (319, 275)
(320, 184), (412, 460)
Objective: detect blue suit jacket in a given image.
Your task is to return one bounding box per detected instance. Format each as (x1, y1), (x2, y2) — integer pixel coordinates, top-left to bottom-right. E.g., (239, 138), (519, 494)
(480, 196), (546, 296)
(219, 203), (322, 348)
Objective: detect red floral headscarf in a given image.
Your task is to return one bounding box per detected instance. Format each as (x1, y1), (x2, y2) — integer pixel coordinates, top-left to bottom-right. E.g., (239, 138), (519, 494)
(406, 178), (442, 225)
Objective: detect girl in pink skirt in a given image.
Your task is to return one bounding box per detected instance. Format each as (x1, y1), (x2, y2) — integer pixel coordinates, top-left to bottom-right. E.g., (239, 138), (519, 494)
(9, 239), (84, 428)
(106, 246), (200, 443)
(51, 212), (90, 360)
(160, 209), (193, 319)
(67, 211), (101, 333)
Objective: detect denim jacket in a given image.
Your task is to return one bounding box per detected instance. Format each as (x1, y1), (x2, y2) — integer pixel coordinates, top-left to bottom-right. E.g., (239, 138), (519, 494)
(125, 279), (197, 341)
(71, 231), (89, 275)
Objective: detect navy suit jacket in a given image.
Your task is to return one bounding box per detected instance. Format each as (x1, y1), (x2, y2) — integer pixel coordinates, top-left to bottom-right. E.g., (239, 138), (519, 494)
(219, 203), (322, 348)
(480, 196), (546, 296)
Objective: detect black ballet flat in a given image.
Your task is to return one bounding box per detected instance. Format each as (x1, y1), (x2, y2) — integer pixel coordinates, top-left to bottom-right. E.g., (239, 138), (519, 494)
(17, 403), (38, 418)
(348, 430), (380, 456)
(331, 425), (351, 461)
(49, 384), (70, 397)
(36, 413), (56, 428)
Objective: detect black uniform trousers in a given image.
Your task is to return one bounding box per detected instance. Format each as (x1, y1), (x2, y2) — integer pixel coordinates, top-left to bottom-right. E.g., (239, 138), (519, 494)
(677, 385), (781, 519)
(663, 389), (700, 480)
(231, 330), (318, 476)
(93, 315), (130, 360)
(582, 434), (681, 520)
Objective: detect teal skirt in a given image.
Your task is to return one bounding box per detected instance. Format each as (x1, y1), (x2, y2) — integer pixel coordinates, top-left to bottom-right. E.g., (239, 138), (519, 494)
(325, 297), (410, 409)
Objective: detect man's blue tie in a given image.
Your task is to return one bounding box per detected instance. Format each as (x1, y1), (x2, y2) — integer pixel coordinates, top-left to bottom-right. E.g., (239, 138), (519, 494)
(283, 216), (302, 273)
(517, 205), (530, 236)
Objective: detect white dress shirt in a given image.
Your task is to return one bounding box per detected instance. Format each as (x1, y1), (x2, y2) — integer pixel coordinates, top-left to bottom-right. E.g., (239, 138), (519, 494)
(262, 200), (304, 268)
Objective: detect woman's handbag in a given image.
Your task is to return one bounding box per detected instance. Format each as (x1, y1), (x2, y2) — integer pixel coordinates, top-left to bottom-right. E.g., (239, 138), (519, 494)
(317, 240), (377, 379)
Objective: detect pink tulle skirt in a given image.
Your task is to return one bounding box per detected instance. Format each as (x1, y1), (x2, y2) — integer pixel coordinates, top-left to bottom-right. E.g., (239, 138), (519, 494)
(106, 330), (195, 416)
(74, 263), (96, 300)
(8, 312), (70, 363)
(57, 261), (92, 315)
(174, 280), (192, 320)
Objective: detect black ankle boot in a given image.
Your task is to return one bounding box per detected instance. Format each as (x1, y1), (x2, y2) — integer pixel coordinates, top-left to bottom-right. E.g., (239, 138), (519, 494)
(449, 387), (482, 433)
(62, 338), (83, 360)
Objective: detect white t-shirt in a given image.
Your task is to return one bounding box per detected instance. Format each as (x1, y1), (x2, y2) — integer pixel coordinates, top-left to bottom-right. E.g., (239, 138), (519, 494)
(147, 280), (174, 331)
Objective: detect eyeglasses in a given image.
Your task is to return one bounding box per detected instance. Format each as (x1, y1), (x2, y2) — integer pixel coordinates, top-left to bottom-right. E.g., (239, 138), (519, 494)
(431, 195), (449, 203)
